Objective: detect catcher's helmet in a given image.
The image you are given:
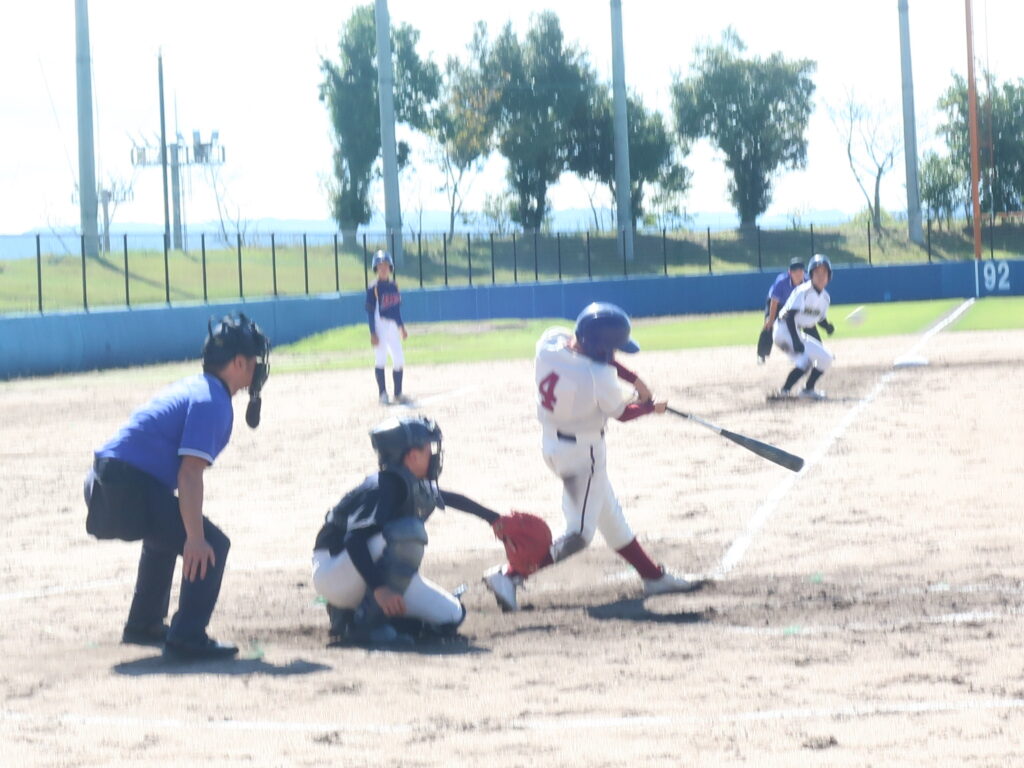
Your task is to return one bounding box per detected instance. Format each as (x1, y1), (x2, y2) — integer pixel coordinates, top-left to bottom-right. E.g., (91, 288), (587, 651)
(372, 250), (394, 271)
(370, 415), (443, 480)
(808, 253), (832, 281)
(574, 302), (639, 363)
(202, 312), (270, 372)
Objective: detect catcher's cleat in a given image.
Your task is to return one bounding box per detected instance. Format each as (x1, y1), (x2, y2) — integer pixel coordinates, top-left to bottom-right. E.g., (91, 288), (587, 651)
(482, 566), (519, 612)
(121, 621), (169, 646)
(643, 567), (705, 597)
(799, 388), (827, 400)
(378, 392), (390, 405)
(326, 605), (354, 640)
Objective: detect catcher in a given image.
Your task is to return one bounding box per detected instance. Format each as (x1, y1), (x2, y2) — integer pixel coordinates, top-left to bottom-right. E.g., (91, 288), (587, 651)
(311, 414), (550, 645)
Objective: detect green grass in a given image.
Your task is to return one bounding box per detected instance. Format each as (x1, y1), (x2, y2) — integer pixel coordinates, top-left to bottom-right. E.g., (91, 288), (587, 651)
(952, 296), (1024, 331)
(275, 297), (1016, 373)
(4, 221), (1022, 314)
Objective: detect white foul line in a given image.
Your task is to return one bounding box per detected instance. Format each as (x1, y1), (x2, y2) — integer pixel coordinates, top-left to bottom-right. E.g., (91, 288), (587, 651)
(2, 695), (1022, 737)
(712, 298), (976, 580)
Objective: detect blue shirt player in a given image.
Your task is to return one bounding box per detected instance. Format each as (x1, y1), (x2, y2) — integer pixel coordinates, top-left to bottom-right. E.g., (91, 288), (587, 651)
(758, 258), (807, 364)
(84, 313), (270, 660)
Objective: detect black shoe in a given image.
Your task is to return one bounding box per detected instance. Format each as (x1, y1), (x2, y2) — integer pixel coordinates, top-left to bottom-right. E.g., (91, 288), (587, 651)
(122, 621), (169, 646)
(326, 605), (354, 639)
(163, 635), (239, 661)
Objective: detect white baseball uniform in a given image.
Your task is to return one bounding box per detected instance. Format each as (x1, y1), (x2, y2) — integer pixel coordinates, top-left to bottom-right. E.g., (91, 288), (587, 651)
(373, 309), (405, 369)
(534, 327), (635, 550)
(773, 281), (834, 371)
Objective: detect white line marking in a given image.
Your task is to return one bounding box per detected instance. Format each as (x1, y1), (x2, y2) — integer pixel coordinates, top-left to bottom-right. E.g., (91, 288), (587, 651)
(3, 696), (1023, 736)
(894, 297), (975, 365)
(0, 578), (130, 603)
(713, 298), (975, 580)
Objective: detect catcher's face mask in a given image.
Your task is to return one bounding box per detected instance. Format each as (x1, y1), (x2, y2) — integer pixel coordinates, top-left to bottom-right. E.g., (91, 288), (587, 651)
(243, 322), (271, 429)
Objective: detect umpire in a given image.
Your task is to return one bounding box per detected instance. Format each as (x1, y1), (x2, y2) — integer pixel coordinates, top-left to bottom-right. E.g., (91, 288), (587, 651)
(757, 257), (806, 363)
(83, 313), (270, 660)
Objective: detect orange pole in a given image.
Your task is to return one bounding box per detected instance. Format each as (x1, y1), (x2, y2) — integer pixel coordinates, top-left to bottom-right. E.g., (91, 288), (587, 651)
(965, 0), (983, 260)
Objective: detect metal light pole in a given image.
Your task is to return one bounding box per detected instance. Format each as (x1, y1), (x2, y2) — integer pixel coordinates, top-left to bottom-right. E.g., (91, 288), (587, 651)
(610, 0), (634, 262)
(965, 0), (983, 263)
(898, 0), (923, 245)
(375, 0), (403, 264)
(158, 52), (171, 250)
(74, 0), (98, 258)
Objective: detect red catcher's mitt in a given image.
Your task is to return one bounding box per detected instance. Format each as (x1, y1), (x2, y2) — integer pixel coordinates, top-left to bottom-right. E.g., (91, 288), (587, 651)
(491, 511), (553, 576)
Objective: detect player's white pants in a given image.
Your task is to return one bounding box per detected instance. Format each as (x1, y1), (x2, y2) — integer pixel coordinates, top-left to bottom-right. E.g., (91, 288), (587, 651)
(772, 320), (834, 372)
(541, 433), (635, 550)
(311, 535), (462, 626)
(373, 316), (404, 369)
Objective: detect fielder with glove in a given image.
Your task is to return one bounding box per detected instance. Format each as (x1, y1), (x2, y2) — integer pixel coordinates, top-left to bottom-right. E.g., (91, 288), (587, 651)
(311, 414), (551, 646)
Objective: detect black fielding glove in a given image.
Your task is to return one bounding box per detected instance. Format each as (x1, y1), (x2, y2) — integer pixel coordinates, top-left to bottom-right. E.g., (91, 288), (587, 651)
(820, 319), (835, 336)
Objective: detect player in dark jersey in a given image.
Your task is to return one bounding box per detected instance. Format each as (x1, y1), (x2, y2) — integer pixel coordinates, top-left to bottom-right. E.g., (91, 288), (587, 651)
(365, 250), (408, 404)
(312, 415), (501, 645)
(83, 313), (270, 660)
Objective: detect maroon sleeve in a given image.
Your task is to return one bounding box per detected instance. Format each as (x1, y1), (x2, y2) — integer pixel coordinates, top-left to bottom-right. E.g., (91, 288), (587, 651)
(616, 401), (655, 422)
(612, 360), (638, 384)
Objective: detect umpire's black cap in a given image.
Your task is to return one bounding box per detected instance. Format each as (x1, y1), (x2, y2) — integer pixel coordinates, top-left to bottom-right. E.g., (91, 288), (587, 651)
(788, 258), (805, 271)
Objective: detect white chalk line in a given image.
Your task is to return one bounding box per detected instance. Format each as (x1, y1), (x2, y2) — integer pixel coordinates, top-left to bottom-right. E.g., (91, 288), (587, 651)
(709, 298), (976, 581)
(3, 695), (1023, 738)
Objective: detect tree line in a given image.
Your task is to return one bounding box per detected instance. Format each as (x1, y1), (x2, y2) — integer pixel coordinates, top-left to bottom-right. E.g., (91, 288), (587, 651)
(320, 6), (1024, 244)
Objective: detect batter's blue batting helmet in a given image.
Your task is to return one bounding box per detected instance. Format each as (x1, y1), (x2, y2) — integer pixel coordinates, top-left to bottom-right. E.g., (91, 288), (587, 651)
(370, 415), (443, 480)
(574, 302), (639, 363)
(808, 253), (832, 280)
(372, 250), (394, 271)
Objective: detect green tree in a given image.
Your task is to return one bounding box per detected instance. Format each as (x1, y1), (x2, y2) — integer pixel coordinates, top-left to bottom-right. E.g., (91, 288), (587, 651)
(568, 90), (690, 230)
(319, 5), (439, 244)
(919, 151), (963, 230)
(671, 29), (816, 227)
(938, 73), (1024, 217)
(479, 13), (597, 231)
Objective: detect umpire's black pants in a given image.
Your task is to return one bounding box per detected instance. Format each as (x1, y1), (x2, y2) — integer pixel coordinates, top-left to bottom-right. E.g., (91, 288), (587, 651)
(84, 457), (230, 644)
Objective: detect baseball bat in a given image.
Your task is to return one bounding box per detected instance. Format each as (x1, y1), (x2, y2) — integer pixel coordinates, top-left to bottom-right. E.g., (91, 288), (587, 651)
(666, 407), (805, 472)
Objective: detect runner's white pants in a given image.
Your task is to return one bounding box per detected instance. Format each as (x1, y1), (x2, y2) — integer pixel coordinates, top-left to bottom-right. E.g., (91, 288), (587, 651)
(311, 534), (461, 625)
(542, 432), (634, 550)
(772, 320), (834, 372)
(373, 315), (404, 369)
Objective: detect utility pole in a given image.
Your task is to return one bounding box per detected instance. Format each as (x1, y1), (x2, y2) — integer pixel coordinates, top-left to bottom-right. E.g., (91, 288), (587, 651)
(965, 0), (983, 261)
(610, 0), (634, 262)
(898, 0), (924, 245)
(74, 0), (99, 258)
(158, 52), (171, 250)
(375, 0), (403, 264)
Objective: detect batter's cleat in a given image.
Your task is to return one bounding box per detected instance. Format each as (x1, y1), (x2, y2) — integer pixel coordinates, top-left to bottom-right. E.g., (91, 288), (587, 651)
(121, 621), (169, 646)
(799, 388), (827, 400)
(392, 393), (412, 405)
(482, 566), (519, 612)
(378, 392), (390, 405)
(642, 568), (705, 597)
(163, 635), (239, 661)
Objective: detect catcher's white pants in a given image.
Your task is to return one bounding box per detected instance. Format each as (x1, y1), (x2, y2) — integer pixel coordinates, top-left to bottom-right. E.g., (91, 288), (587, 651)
(542, 432), (635, 550)
(311, 535), (462, 626)
(772, 320), (834, 372)
(373, 315), (404, 369)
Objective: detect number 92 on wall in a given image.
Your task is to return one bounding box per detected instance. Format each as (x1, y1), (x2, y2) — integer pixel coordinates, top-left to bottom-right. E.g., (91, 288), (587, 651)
(981, 260), (1012, 294)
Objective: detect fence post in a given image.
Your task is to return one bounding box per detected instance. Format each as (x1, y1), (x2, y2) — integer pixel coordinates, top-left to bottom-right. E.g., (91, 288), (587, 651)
(512, 232), (518, 283)
(443, 233), (449, 287)
(333, 233), (340, 292)
(417, 232), (423, 288)
(390, 231), (396, 259)
(756, 226), (762, 272)
(706, 227), (712, 274)
(867, 220), (872, 266)
(35, 234), (43, 313)
(926, 218), (932, 263)
(123, 233), (130, 306)
(302, 233), (309, 295)
(586, 232), (592, 279)
(80, 234), (89, 310)
(163, 232), (170, 304)
(989, 214), (995, 259)
(810, 222), (815, 256)
(200, 233), (208, 302)
(236, 233), (244, 298)
(533, 230), (539, 282)
(490, 233), (495, 284)
(557, 233), (562, 281)
(662, 227), (667, 276)
(362, 234), (369, 290)
(271, 233), (278, 296)
(466, 233), (473, 286)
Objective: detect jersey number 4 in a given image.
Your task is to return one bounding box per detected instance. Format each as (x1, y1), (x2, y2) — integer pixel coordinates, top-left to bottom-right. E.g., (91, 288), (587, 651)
(538, 372), (560, 411)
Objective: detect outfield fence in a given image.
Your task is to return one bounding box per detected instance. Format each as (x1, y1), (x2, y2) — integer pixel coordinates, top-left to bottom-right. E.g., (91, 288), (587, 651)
(1, 221), (1022, 315)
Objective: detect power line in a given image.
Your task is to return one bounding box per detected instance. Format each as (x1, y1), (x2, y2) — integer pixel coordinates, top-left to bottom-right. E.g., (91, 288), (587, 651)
(37, 57), (78, 183)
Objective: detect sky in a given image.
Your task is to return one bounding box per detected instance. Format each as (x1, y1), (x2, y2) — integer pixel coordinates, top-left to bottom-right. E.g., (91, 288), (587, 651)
(0, 0), (1021, 235)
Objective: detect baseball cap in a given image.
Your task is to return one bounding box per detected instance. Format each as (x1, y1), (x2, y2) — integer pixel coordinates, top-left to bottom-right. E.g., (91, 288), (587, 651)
(788, 258), (805, 271)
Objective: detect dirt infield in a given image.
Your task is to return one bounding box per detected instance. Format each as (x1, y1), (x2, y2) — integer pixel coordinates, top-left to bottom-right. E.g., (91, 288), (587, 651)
(2, 318), (1023, 766)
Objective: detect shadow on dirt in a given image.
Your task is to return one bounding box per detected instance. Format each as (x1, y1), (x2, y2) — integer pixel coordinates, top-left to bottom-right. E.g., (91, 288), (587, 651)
(113, 656), (331, 677)
(586, 598), (711, 625)
(325, 635), (490, 657)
